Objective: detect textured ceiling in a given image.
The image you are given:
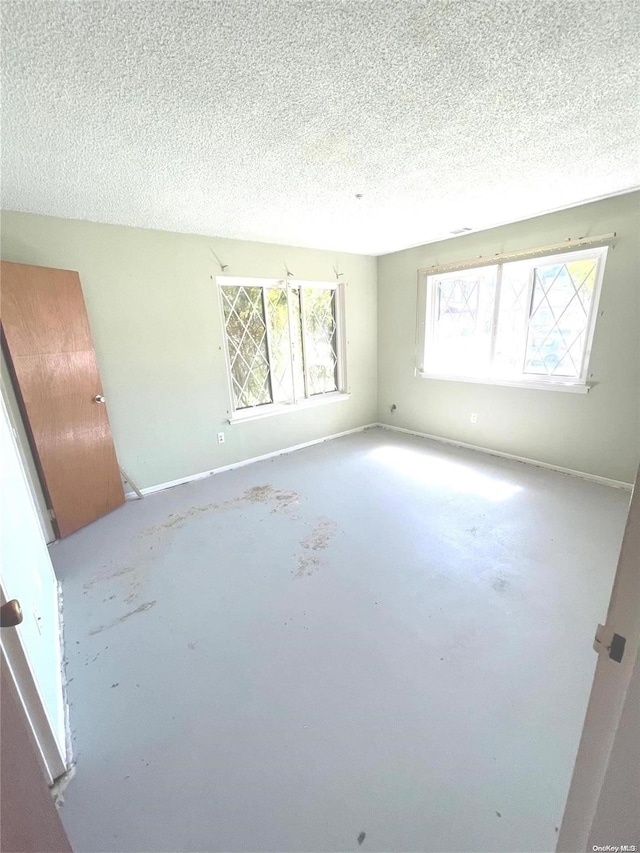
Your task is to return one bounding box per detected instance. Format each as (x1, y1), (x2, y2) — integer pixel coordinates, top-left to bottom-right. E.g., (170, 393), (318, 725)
(2, 1), (639, 255)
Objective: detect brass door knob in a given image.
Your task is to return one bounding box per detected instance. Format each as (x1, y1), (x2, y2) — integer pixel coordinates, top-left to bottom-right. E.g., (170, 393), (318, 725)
(94, 395), (106, 404)
(1, 599), (23, 628)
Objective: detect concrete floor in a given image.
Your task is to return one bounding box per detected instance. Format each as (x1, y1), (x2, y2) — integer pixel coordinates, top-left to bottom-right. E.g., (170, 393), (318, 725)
(51, 428), (630, 853)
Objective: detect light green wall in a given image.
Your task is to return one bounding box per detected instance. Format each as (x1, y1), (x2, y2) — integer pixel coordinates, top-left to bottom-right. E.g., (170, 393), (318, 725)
(377, 192), (640, 484)
(2, 193), (638, 492)
(1, 212), (378, 489)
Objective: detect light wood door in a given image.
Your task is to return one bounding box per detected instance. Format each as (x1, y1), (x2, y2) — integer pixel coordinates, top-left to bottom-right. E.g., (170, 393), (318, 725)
(1, 261), (124, 537)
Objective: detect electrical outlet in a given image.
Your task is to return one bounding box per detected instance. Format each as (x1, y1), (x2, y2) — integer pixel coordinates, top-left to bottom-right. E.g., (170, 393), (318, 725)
(217, 432), (225, 444)
(470, 413), (478, 424)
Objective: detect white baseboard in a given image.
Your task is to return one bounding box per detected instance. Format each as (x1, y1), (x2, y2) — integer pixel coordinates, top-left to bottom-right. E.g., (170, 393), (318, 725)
(125, 420), (634, 498)
(374, 422), (634, 491)
(125, 423), (378, 498)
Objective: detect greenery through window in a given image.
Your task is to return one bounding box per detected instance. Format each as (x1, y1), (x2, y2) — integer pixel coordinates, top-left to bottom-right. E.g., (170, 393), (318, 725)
(221, 280), (342, 412)
(421, 247), (608, 388)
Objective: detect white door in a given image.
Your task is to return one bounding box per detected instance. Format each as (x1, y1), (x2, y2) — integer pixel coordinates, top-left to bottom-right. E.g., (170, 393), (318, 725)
(0, 392), (67, 782)
(557, 466), (639, 850)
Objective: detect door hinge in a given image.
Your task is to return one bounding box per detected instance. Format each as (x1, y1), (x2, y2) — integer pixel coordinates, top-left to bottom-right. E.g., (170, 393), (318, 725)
(594, 623), (626, 663)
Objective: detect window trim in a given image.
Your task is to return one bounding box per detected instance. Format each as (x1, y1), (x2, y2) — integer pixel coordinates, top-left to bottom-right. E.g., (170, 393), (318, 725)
(217, 276), (348, 421)
(417, 373), (590, 394)
(416, 246), (608, 391)
(227, 390), (351, 424)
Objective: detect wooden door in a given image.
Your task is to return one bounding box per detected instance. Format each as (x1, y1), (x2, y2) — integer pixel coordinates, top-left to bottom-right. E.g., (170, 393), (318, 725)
(1, 261), (124, 537)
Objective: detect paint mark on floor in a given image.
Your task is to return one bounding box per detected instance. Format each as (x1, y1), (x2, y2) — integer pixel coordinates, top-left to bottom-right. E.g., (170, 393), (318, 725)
(83, 563), (137, 590)
(84, 559), (149, 608)
(301, 518), (338, 551)
(82, 485), (303, 610)
(294, 555), (321, 578)
(496, 811), (502, 818)
(492, 575), (510, 593)
(243, 484), (299, 511)
(293, 518), (338, 578)
(358, 831), (366, 845)
(138, 485), (301, 538)
(89, 601), (157, 636)
(140, 503), (219, 534)
(124, 585), (141, 604)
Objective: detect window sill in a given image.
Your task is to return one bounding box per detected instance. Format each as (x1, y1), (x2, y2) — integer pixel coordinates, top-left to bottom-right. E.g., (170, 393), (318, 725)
(228, 392), (351, 424)
(418, 373), (590, 394)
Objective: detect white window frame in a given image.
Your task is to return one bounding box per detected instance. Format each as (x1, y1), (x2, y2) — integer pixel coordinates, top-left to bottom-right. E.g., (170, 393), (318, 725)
(416, 246), (609, 394)
(217, 276), (348, 423)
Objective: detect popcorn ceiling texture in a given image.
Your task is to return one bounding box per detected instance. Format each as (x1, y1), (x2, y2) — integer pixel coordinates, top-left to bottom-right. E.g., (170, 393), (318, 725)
(1, 0), (639, 255)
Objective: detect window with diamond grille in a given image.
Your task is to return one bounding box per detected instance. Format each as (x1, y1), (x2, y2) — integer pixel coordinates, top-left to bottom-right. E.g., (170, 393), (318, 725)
(303, 288), (338, 395)
(221, 285), (272, 409)
(421, 246), (607, 389)
(220, 279), (344, 412)
(524, 257), (598, 377)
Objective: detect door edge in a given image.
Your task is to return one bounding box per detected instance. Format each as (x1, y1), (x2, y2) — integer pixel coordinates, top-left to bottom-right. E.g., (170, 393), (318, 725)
(0, 613), (68, 784)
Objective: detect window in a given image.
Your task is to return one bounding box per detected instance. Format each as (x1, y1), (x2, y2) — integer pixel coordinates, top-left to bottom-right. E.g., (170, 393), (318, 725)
(219, 277), (347, 419)
(418, 246), (608, 392)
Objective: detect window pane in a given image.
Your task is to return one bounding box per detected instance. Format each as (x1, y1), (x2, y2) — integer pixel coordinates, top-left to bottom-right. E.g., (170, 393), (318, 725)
(524, 258), (597, 378)
(303, 288), (338, 395)
(266, 288), (295, 404)
(288, 289), (306, 401)
(221, 286), (272, 409)
(493, 261), (530, 376)
(427, 267), (497, 376)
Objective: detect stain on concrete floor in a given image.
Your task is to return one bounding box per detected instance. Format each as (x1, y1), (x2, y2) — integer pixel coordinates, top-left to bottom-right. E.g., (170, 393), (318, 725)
(88, 601), (157, 636)
(492, 574), (510, 593)
(301, 517), (338, 551)
(294, 554), (321, 578)
(294, 518), (339, 578)
(81, 484), (303, 633)
(83, 563), (137, 591)
(138, 484), (300, 537)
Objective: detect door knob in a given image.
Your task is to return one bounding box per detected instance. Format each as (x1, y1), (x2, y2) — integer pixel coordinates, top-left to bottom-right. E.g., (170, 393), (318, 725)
(1, 599), (23, 628)
(94, 395), (106, 404)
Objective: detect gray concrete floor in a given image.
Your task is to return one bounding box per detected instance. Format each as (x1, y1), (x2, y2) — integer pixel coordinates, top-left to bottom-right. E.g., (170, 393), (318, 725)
(51, 428), (631, 853)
